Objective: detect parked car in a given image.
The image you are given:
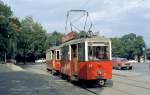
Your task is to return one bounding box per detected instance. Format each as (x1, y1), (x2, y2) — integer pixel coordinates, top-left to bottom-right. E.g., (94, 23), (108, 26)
(6, 59), (16, 64)
(35, 58), (46, 63)
(128, 60), (138, 63)
(112, 58), (133, 70)
(146, 60), (150, 63)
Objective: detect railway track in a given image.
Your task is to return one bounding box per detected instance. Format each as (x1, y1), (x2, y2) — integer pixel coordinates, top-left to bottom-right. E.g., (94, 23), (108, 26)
(47, 69), (149, 95)
(114, 75), (150, 84)
(81, 87), (102, 95)
(47, 72), (103, 95)
(48, 73), (149, 95)
(22, 64), (150, 95)
(113, 75), (150, 90)
(71, 75), (150, 95)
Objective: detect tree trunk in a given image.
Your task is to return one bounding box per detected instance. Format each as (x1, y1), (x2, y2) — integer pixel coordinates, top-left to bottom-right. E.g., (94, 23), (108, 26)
(138, 55), (140, 63)
(4, 51), (6, 63)
(23, 48), (26, 64)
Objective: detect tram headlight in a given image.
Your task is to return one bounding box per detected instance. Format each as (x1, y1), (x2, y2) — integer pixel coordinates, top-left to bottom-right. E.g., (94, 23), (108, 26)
(97, 70), (103, 75)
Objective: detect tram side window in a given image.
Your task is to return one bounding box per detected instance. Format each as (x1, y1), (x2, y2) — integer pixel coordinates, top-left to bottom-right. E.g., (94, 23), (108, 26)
(88, 46), (109, 61)
(46, 52), (51, 60)
(56, 51), (60, 60)
(78, 43), (85, 61)
(50, 51), (53, 60)
(52, 50), (55, 60)
(61, 46), (69, 60)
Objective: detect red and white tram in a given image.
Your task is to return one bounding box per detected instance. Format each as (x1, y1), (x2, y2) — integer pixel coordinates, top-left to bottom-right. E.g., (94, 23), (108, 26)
(46, 46), (61, 73)
(60, 35), (112, 85)
(46, 10), (112, 86)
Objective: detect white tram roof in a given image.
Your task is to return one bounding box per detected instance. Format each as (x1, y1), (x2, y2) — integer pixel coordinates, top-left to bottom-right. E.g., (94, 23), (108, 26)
(61, 36), (110, 46)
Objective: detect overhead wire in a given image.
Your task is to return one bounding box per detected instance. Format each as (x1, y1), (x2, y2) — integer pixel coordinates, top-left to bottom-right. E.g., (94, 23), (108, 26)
(67, 11), (88, 32)
(78, 0), (95, 33)
(65, 0), (95, 33)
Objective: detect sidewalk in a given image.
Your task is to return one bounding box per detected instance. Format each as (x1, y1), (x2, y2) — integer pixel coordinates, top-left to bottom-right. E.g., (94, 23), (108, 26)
(0, 63), (24, 72)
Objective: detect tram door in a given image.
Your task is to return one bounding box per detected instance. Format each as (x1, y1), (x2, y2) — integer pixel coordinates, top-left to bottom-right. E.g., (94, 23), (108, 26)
(71, 44), (78, 75)
(51, 50), (55, 69)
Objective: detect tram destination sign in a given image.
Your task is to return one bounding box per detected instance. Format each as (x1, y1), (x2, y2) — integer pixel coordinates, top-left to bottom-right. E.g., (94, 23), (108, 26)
(62, 32), (76, 42)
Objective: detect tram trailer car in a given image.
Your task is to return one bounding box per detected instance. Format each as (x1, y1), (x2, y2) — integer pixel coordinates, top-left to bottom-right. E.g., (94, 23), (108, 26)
(46, 46), (61, 73)
(60, 36), (112, 86)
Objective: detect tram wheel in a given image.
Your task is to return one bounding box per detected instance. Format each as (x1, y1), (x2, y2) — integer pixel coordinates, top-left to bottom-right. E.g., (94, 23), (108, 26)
(98, 80), (105, 86)
(118, 66), (122, 70)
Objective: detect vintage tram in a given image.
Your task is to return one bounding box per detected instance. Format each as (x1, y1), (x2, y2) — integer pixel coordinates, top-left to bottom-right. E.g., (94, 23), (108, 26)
(46, 10), (112, 86)
(46, 46), (61, 73)
(60, 33), (112, 85)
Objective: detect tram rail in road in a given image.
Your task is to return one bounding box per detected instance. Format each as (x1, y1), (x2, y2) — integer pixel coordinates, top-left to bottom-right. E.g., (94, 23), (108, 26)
(47, 70), (113, 95)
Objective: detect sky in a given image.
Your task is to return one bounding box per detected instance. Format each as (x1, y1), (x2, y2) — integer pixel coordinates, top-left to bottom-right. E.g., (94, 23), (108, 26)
(3, 0), (150, 46)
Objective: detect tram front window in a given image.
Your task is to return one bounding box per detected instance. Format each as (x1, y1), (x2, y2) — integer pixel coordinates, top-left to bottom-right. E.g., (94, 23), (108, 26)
(78, 43), (85, 61)
(88, 46), (109, 61)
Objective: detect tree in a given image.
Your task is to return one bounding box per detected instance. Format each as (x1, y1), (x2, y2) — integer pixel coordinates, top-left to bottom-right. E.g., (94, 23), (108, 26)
(46, 31), (64, 47)
(111, 33), (145, 62)
(0, 1), (20, 61)
(7, 17), (20, 59)
(145, 48), (150, 60)
(0, 2), (50, 63)
(111, 38), (125, 57)
(17, 16), (48, 63)
(121, 33), (145, 61)
(0, 1), (12, 17)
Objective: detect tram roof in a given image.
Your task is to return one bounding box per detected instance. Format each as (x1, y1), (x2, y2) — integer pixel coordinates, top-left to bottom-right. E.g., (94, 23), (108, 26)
(61, 36), (110, 46)
(47, 46), (61, 52)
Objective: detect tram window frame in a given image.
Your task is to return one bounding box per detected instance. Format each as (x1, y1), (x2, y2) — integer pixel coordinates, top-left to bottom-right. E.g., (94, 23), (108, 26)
(78, 43), (85, 62)
(51, 50), (55, 60)
(50, 51), (53, 60)
(88, 42), (110, 61)
(46, 52), (51, 60)
(61, 46), (69, 60)
(56, 50), (60, 60)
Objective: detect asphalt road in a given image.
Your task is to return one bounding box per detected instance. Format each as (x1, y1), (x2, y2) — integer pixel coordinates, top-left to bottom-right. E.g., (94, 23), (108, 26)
(0, 64), (94, 95)
(1, 63), (150, 95)
(130, 63), (150, 75)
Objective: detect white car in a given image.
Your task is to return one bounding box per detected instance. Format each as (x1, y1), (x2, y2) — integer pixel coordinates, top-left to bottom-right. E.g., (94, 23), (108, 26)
(128, 60), (138, 63)
(35, 58), (46, 63)
(146, 60), (150, 63)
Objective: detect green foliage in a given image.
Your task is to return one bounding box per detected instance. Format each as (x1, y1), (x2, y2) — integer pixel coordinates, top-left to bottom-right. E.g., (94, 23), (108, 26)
(111, 33), (145, 60)
(0, 1), (20, 60)
(0, 1), (12, 17)
(145, 48), (150, 60)
(46, 31), (64, 46)
(111, 38), (125, 57)
(17, 16), (48, 61)
(0, 2), (50, 62)
(0, 1), (146, 63)
(0, 1), (64, 62)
